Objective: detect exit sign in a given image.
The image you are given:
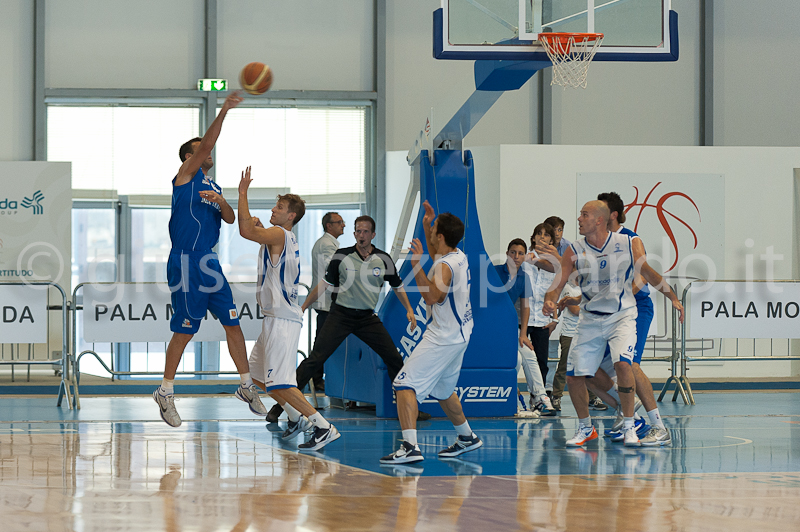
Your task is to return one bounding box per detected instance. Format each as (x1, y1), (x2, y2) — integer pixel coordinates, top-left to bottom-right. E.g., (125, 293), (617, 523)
(197, 79), (227, 91)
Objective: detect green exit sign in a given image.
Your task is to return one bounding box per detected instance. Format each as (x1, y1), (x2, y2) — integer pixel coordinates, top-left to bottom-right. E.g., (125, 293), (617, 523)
(197, 79), (228, 91)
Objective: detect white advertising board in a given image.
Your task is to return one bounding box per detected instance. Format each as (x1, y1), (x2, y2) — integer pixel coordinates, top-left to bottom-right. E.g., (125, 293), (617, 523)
(82, 283), (268, 342)
(0, 285), (49, 343)
(577, 173), (725, 281)
(689, 281), (800, 339)
(0, 162), (72, 294)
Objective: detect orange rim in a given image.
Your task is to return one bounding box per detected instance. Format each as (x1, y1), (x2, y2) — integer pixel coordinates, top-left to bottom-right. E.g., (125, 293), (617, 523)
(539, 32), (604, 45)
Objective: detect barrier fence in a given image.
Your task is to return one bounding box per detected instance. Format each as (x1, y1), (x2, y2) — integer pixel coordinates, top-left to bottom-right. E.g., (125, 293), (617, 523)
(68, 282), (317, 409)
(0, 281), (72, 408)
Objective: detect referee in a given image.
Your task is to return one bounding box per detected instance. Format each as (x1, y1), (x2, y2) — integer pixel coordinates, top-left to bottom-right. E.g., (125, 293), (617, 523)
(266, 215), (417, 421)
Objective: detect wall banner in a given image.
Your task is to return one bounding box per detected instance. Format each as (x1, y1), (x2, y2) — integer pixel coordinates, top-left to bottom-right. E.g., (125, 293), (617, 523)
(0, 285), (49, 343)
(82, 283), (266, 343)
(689, 281), (800, 339)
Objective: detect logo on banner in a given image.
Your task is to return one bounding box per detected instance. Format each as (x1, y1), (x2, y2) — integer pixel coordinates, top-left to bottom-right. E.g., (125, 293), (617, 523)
(626, 182), (700, 273)
(1, 190), (46, 216)
(21, 191), (45, 215)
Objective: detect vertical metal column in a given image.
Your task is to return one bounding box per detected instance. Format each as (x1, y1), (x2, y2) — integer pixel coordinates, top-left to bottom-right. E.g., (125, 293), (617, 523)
(372, 0), (386, 246)
(700, 0), (714, 146)
(34, 0), (46, 161)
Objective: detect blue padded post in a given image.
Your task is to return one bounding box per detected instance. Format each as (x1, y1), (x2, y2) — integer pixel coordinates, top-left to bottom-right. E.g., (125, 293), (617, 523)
(325, 149), (518, 417)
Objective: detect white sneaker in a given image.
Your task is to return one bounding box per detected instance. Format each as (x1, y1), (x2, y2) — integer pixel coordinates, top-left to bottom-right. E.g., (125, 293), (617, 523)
(516, 407), (540, 418)
(640, 426), (672, 447)
(541, 395), (555, 411)
(153, 388), (181, 427)
(623, 426), (641, 447)
(610, 398), (644, 432)
(235, 383), (268, 415)
(566, 425), (598, 447)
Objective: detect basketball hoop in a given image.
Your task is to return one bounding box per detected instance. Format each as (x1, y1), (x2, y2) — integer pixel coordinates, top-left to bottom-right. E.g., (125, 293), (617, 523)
(538, 32), (604, 89)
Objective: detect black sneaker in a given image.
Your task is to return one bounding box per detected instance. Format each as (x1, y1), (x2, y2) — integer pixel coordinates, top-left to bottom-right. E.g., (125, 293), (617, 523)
(266, 403), (284, 423)
(552, 397), (562, 411)
(281, 416), (313, 441)
(589, 398), (609, 411)
(438, 434), (483, 458)
(380, 441), (424, 464)
(417, 411), (432, 421)
(298, 425), (340, 451)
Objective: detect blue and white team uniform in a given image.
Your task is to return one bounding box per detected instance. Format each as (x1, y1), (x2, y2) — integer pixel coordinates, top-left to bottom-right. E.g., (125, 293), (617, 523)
(248, 227), (303, 391)
(393, 249), (474, 402)
(167, 168), (238, 335)
(567, 232), (638, 377)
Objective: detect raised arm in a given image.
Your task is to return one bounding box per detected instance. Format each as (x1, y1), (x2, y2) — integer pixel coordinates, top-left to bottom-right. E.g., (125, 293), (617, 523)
(237, 167), (286, 247)
(176, 91), (243, 185)
(420, 200), (438, 255)
(409, 238), (450, 305)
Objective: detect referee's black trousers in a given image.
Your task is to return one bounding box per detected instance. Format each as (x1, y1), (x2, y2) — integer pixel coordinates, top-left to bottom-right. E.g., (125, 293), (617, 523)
(295, 303), (404, 392)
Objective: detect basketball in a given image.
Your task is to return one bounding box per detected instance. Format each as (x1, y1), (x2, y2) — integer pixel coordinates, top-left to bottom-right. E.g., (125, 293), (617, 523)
(239, 62), (273, 95)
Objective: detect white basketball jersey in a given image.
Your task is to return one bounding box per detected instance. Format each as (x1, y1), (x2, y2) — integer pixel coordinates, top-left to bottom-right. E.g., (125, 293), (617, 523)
(571, 231), (636, 315)
(424, 250), (473, 345)
(257, 227), (303, 323)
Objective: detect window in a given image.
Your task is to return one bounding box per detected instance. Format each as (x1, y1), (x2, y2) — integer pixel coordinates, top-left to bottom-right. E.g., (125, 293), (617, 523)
(214, 107), (366, 195)
(48, 106), (199, 194)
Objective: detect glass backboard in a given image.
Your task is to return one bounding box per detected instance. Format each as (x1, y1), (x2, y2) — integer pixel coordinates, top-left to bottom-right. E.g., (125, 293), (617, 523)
(435, 0), (677, 62)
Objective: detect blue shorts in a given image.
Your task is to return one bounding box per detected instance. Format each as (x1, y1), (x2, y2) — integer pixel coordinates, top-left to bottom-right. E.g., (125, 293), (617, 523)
(167, 250), (239, 335)
(602, 294), (654, 365)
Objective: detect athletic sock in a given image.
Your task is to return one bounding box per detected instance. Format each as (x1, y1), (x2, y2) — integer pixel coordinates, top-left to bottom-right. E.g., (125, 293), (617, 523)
(239, 372), (253, 387)
(160, 379), (174, 394)
(454, 421), (473, 438)
(579, 417), (592, 428)
(647, 408), (666, 430)
(308, 412), (331, 430)
(623, 417), (634, 431)
(402, 429), (418, 446)
(283, 403), (301, 423)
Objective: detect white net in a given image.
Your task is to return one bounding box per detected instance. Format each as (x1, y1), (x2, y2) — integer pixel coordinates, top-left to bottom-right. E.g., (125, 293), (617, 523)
(540, 33), (604, 89)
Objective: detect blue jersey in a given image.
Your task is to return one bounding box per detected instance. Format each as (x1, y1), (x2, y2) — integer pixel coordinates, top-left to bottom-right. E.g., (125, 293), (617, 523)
(618, 226), (651, 302)
(169, 168), (223, 252)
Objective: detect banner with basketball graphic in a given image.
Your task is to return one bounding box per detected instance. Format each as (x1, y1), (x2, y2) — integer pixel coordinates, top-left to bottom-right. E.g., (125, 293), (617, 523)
(576, 173), (725, 282)
(0, 162), (72, 294)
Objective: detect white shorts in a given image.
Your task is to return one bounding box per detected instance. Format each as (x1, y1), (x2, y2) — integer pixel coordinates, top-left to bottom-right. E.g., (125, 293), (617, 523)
(393, 336), (467, 403)
(567, 307), (637, 377)
(248, 316), (302, 392)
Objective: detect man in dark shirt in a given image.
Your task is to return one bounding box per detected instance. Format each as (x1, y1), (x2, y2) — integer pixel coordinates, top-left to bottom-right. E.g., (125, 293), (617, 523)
(266, 215), (417, 421)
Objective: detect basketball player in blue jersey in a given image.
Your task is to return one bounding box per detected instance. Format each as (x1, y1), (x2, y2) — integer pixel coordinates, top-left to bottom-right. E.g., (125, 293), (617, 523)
(153, 91), (267, 427)
(581, 192), (684, 446)
(543, 201), (674, 447)
(237, 167), (340, 450)
(381, 201), (481, 465)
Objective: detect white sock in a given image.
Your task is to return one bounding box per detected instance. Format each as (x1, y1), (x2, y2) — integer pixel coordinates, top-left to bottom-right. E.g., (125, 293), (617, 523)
(160, 379), (174, 394)
(647, 408), (666, 430)
(402, 429), (418, 446)
(239, 372), (253, 387)
(454, 421), (473, 438)
(308, 412), (330, 430)
(623, 417), (634, 430)
(579, 417), (592, 428)
(283, 403), (301, 423)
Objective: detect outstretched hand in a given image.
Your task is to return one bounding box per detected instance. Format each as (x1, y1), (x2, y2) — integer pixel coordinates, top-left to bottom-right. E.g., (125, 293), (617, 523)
(409, 238), (425, 263)
(198, 190), (223, 204)
(238, 166), (252, 195)
(223, 91), (243, 111)
(422, 200), (436, 227)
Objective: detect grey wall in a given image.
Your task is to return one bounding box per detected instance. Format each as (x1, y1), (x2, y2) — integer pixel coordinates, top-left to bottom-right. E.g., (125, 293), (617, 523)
(1, 0), (799, 157)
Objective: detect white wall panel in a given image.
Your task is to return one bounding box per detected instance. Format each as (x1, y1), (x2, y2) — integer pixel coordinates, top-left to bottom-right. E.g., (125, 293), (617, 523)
(552, 0), (702, 146)
(45, 0), (204, 89)
(714, 0), (800, 146)
(218, 0), (374, 92)
(386, 0), (536, 153)
(0, 1), (34, 160)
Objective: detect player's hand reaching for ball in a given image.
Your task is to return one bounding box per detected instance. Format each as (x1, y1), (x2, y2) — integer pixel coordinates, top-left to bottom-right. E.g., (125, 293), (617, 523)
(223, 91), (243, 111)
(421, 200), (436, 227)
(238, 166), (252, 195)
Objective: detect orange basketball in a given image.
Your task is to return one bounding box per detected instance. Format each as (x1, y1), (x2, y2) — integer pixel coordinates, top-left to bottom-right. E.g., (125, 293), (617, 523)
(239, 62), (273, 95)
